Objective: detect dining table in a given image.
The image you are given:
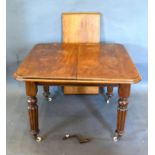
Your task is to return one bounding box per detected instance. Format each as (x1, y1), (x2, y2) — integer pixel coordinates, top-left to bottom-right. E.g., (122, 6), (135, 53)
(13, 42), (141, 142)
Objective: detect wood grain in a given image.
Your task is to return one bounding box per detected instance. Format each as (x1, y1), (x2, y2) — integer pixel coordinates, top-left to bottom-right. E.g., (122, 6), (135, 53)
(25, 82), (38, 96)
(14, 43), (78, 80)
(62, 13), (100, 43)
(62, 12), (100, 94)
(77, 43), (141, 82)
(13, 43), (141, 84)
(64, 86), (99, 94)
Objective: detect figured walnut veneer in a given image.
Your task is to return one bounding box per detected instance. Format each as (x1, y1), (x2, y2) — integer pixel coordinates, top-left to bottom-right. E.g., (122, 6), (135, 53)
(62, 12), (100, 94)
(14, 43), (141, 84)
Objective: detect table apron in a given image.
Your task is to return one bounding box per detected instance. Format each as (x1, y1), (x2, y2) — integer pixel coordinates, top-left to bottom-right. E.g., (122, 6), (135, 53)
(36, 82), (119, 87)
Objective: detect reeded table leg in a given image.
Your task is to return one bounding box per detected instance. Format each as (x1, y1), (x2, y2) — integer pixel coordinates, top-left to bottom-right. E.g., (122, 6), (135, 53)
(25, 82), (42, 142)
(113, 84), (131, 141)
(105, 86), (113, 104)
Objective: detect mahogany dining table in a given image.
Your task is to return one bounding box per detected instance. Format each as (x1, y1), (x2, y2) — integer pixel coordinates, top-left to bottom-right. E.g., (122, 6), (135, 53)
(13, 43), (141, 142)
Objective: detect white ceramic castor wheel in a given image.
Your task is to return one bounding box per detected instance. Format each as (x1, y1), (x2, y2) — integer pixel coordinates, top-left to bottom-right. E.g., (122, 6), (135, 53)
(106, 99), (110, 104)
(113, 136), (118, 142)
(113, 132), (121, 142)
(65, 134), (70, 138)
(48, 95), (57, 103)
(35, 136), (42, 142)
(48, 97), (53, 102)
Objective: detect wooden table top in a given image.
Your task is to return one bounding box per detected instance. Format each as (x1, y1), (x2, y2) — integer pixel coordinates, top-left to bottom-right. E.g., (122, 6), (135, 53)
(14, 43), (141, 84)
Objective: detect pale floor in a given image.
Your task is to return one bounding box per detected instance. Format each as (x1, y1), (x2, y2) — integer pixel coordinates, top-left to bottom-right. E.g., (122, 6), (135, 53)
(6, 76), (147, 155)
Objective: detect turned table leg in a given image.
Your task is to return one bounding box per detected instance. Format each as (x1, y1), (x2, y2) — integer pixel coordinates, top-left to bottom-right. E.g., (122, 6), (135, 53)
(25, 82), (42, 142)
(105, 86), (114, 104)
(113, 84), (131, 141)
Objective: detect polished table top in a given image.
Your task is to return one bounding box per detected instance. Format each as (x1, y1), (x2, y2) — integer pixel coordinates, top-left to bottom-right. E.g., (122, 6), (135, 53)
(14, 43), (141, 84)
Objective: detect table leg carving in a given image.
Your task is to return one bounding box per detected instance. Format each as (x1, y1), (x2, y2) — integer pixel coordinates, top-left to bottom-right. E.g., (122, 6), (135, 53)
(27, 97), (39, 136)
(25, 82), (42, 142)
(105, 86), (113, 104)
(113, 84), (131, 141)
